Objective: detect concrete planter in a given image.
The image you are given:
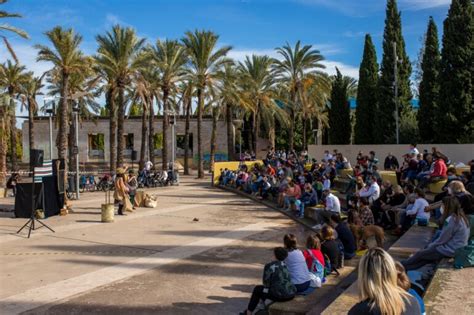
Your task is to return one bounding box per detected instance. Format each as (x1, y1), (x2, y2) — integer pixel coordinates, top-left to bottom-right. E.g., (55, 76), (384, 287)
(101, 203), (114, 223)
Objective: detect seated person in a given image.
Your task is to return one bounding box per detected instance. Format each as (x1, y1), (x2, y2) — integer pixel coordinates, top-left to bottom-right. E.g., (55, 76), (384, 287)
(6, 173), (19, 197)
(321, 225), (342, 273)
(402, 196), (469, 271)
(240, 247), (296, 315)
(418, 154), (447, 189)
(297, 183), (318, 218)
(395, 261), (426, 315)
(283, 234), (311, 293)
(349, 248), (421, 315)
(330, 214), (356, 260)
(303, 235), (325, 280)
(358, 175), (380, 205)
(283, 180), (302, 211)
(400, 188), (430, 231)
(358, 197), (375, 226)
(318, 188), (341, 223)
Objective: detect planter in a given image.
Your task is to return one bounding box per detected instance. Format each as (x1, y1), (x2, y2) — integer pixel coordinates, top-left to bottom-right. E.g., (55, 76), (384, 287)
(101, 203), (114, 223)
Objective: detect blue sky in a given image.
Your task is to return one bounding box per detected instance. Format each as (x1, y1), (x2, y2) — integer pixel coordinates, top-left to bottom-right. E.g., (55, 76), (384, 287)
(2, 0), (452, 79)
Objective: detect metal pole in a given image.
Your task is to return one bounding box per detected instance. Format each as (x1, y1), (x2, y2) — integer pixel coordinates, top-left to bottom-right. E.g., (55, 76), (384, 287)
(171, 114), (175, 178)
(75, 111), (80, 200)
(393, 42), (400, 145)
(48, 114), (53, 160)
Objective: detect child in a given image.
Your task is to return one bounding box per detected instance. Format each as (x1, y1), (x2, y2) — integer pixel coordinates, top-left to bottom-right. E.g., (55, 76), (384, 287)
(303, 235), (325, 281)
(240, 247), (296, 315)
(321, 225), (343, 274)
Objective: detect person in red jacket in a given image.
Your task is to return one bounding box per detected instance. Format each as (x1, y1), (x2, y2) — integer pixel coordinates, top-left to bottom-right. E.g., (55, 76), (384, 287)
(419, 154), (447, 189)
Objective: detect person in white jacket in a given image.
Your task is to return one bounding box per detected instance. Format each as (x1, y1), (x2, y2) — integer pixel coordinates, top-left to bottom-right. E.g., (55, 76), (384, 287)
(358, 175), (380, 205)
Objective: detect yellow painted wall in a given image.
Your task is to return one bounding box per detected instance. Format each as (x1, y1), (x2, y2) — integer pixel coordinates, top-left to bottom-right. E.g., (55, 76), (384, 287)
(213, 161), (263, 184)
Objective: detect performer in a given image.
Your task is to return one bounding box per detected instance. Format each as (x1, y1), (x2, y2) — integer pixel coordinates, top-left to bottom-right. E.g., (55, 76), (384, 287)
(114, 168), (129, 215)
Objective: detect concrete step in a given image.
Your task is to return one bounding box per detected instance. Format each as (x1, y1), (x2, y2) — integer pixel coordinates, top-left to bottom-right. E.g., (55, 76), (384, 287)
(320, 225), (435, 315)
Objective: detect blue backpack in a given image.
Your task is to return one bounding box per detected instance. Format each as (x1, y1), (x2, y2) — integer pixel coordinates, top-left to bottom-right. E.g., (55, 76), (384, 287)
(306, 249), (325, 280)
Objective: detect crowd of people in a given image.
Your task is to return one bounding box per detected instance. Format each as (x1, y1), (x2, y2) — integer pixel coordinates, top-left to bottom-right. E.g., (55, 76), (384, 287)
(220, 145), (474, 314)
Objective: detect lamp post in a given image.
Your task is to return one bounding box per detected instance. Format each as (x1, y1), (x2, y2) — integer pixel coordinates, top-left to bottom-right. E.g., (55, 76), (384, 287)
(72, 105), (80, 200)
(165, 110), (177, 183)
(43, 99), (56, 160)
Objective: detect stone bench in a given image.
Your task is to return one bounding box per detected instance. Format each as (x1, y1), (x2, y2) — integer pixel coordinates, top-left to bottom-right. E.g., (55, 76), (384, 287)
(320, 225), (435, 315)
(424, 258), (474, 314)
(269, 258), (360, 315)
(428, 180), (448, 194)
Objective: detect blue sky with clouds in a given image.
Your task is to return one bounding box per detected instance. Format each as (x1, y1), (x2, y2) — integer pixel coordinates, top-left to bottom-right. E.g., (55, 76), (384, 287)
(2, 0), (452, 79)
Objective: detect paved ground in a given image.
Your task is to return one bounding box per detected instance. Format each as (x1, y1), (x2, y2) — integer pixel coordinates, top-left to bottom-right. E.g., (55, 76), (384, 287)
(0, 176), (310, 315)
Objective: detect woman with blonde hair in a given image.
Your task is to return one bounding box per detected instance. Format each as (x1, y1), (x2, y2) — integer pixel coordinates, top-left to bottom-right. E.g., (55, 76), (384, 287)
(348, 248), (421, 315)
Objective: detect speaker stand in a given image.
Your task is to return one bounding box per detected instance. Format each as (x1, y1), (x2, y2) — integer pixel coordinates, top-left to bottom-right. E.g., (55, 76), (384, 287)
(17, 172), (55, 238)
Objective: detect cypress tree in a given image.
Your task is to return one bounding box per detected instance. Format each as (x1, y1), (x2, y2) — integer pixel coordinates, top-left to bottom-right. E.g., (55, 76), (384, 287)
(355, 34), (379, 144)
(377, 0), (412, 143)
(418, 17), (440, 143)
(436, 0), (473, 143)
(329, 68), (351, 144)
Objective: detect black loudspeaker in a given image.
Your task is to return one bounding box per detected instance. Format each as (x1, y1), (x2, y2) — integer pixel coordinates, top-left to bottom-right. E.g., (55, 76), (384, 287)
(131, 150), (138, 161)
(30, 149), (44, 167)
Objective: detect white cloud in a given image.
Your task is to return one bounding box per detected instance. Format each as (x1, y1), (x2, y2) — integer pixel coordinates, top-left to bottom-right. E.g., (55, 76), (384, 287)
(227, 47), (359, 79)
(295, 0), (450, 16)
(0, 42), (53, 77)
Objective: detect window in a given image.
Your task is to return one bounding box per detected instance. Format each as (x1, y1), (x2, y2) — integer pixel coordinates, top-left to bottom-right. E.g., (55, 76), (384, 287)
(153, 133), (163, 150)
(176, 133), (193, 156)
(88, 134), (105, 158)
(124, 134), (134, 150)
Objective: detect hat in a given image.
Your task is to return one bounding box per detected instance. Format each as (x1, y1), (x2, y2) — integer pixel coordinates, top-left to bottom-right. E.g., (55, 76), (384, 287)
(116, 168), (125, 175)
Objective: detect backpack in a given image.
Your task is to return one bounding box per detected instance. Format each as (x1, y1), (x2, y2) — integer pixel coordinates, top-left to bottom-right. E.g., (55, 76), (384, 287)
(306, 249), (325, 281)
(454, 243), (474, 269)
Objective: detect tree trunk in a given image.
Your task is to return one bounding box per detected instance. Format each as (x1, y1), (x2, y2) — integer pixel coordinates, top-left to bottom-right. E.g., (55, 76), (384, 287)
(302, 115), (307, 150)
(116, 86), (125, 167)
(68, 110), (76, 172)
(269, 115), (276, 149)
(9, 96), (17, 170)
(28, 98), (35, 153)
(225, 103), (234, 160)
(162, 88), (169, 171)
(148, 96), (155, 165)
(139, 101), (147, 170)
(253, 104), (259, 155)
(0, 107), (7, 187)
(289, 89), (297, 151)
(183, 94), (191, 175)
(209, 106), (218, 172)
(58, 72), (69, 162)
(197, 86), (205, 178)
(108, 88), (117, 173)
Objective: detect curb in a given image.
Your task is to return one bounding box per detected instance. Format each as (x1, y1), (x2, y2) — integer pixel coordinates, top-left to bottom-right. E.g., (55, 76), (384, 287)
(216, 185), (320, 232)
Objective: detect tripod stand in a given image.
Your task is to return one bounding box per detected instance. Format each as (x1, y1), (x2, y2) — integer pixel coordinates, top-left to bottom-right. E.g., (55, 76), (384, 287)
(17, 171), (55, 238)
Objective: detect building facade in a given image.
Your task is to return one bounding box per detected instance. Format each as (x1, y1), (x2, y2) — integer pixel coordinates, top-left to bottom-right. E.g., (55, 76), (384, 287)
(21, 116), (231, 166)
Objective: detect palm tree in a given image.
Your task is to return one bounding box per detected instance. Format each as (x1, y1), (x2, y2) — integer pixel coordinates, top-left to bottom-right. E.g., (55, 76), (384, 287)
(180, 80), (194, 174)
(36, 26), (86, 163)
(0, 0), (29, 63)
(238, 55), (277, 154)
(147, 39), (187, 170)
(96, 25), (145, 168)
(298, 72), (331, 149)
(273, 41), (325, 150)
(181, 30), (232, 178)
(20, 73), (44, 157)
(216, 62), (240, 160)
(0, 93), (9, 187)
(0, 60), (28, 170)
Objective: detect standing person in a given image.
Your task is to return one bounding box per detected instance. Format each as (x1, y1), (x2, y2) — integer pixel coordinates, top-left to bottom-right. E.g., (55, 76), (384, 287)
(240, 247), (296, 315)
(348, 248), (421, 315)
(143, 160), (153, 177)
(127, 169), (138, 209)
(384, 152), (399, 171)
(114, 168), (129, 215)
(283, 234), (311, 293)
